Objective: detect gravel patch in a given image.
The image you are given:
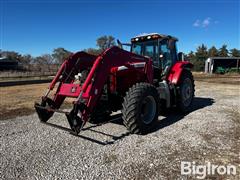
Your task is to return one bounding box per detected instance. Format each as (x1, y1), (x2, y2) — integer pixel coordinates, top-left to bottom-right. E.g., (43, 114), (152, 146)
(0, 81), (239, 179)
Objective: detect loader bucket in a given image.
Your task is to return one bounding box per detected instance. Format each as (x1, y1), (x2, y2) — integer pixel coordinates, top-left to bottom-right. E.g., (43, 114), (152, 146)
(66, 109), (84, 134)
(34, 102), (54, 122)
(34, 97), (56, 122)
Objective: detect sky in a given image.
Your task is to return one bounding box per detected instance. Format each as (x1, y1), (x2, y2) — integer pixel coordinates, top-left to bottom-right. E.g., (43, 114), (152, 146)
(0, 0), (239, 56)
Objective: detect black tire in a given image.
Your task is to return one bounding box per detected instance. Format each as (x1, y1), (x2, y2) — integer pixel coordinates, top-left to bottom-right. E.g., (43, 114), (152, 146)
(89, 102), (111, 124)
(122, 83), (160, 134)
(176, 70), (195, 112)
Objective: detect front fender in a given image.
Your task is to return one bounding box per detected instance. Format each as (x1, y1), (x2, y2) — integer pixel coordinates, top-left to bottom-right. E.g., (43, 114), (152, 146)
(167, 61), (193, 84)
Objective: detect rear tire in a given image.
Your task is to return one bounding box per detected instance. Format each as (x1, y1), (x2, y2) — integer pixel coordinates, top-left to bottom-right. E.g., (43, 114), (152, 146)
(176, 70), (195, 112)
(122, 83), (160, 134)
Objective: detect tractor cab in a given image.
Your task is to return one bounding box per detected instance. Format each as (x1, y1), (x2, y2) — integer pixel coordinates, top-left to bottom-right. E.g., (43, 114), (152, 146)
(130, 33), (182, 79)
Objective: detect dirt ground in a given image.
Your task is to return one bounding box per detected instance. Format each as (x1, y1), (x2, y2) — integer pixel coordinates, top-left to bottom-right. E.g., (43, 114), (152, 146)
(0, 73), (239, 120)
(0, 83), (72, 120)
(193, 72), (240, 84)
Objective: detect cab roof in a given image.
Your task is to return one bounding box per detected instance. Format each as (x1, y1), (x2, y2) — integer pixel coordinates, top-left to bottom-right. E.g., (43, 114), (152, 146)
(131, 33), (178, 42)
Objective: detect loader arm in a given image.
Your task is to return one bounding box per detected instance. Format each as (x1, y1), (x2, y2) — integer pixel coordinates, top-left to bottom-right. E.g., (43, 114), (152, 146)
(78, 46), (153, 122)
(47, 51), (97, 108)
(35, 46), (153, 133)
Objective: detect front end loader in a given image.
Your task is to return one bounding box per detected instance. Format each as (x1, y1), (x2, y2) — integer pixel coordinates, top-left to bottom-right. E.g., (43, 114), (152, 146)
(35, 33), (195, 135)
(35, 46), (153, 134)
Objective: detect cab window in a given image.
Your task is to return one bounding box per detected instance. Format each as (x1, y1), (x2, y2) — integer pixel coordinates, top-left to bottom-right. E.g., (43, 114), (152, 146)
(159, 40), (172, 69)
(145, 45), (154, 58)
(144, 41), (158, 67)
(132, 44), (142, 55)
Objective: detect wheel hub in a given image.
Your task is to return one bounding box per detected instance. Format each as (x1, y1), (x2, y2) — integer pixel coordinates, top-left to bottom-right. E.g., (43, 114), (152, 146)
(141, 96), (156, 124)
(182, 78), (193, 107)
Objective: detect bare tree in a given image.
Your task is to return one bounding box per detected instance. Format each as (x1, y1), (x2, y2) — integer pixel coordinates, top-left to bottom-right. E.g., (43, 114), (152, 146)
(96, 35), (116, 51)
(52, 48), (72, 64)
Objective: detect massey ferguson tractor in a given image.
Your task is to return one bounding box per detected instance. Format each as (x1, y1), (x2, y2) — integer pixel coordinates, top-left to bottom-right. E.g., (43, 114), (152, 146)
(35, 33), (195, 135)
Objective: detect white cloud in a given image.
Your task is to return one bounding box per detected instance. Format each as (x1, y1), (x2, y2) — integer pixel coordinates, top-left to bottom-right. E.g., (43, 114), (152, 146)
(202, 17), (211, 27)
(193, 20), (201, 27)
(193, 17), (216, 28)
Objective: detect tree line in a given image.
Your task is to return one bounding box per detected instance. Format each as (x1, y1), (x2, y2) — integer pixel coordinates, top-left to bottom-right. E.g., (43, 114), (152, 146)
(0, 35), (239, 72)
(186, 44), (240, 71)
(0, 35), (116, 66)
(0, 48), (71, 65)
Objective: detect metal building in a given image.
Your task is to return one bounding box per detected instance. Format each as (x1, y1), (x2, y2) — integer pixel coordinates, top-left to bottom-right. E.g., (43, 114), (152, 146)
(0, 57), (19, 70)
(205, 57), (240, 74)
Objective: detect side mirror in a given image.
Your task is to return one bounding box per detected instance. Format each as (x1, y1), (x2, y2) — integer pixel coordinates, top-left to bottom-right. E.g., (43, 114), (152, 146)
(178, 52), (184, 61)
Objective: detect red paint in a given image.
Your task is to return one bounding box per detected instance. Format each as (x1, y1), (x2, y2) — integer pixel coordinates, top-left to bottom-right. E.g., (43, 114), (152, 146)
(44, 46), (153, 122)
(167, 61), (193, 84)
(58, 83), (89, 98)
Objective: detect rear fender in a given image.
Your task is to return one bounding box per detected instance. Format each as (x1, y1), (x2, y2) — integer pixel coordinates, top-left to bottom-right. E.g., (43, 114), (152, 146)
(167, 61), (193, 84)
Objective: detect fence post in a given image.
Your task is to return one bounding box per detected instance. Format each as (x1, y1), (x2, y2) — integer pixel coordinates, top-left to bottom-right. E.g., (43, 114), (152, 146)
(237, 59), (239, 73)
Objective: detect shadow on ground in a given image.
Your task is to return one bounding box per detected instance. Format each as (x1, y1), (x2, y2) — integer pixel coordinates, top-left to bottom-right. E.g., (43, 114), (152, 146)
(44, 113), (129, 145)
(44, 97), (214, 145)
(148, 97), (215, 134)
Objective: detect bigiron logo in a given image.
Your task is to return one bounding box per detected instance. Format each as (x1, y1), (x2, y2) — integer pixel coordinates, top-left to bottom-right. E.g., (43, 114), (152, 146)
(181, 161), (237, 179)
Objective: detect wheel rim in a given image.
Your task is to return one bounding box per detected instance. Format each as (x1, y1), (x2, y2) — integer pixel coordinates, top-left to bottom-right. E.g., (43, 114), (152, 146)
(141, 96), (156, 124)
(181, 78), (193, 107)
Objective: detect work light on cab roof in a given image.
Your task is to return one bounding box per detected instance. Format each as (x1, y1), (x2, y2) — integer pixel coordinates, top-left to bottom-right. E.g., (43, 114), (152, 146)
(131, 33), (178, 42)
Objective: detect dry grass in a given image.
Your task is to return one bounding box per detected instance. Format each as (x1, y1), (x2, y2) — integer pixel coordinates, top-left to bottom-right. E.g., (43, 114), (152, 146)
(193, 72), (240, 85)
(0, 83), (72, 120)
(0, 73), (239, 120)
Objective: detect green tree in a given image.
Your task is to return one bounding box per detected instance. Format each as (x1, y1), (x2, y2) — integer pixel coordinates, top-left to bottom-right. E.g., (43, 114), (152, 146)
(230, 48), (240, 57)
(52, 48), (72, 64)
(186, 51), (201, 71)
(194, 44), (208, 71)
(208, 46), (218, 57)
(96, 35), (116, 51)
(195, 44), (208, 61)
(218, 44), (229, 57)
(186, 51), (196, 61)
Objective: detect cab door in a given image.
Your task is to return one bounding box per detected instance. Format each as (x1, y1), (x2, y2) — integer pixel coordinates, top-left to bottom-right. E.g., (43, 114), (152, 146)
(143, 40), (162, 80)
(143, 40), (158, 67)
(159, 39), (178, 71)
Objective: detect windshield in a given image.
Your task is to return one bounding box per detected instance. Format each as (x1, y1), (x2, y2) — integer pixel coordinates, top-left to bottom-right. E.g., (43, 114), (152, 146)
(131, 43), (142, 55)
(131, 40), (159, 66)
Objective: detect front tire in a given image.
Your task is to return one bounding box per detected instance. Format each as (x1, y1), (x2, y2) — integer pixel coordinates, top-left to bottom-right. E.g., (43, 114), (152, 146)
(122, 83), (160, 134)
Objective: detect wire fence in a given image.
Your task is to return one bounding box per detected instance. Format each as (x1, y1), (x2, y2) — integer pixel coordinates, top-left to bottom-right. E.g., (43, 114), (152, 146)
(0, 64), (60, 78)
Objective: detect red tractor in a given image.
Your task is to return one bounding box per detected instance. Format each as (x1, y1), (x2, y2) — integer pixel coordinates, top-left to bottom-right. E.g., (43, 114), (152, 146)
(35, 33), (195, 135)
